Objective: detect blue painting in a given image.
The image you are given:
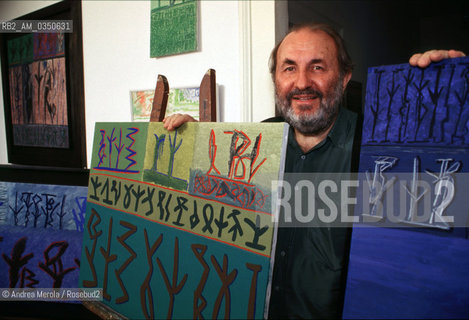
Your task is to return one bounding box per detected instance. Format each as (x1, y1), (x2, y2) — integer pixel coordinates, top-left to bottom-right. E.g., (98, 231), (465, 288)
(0, 182), (87, 232)
(343, 57), (469, 319)
(0, 225), (83, 289)
(0, 181), (88, 290)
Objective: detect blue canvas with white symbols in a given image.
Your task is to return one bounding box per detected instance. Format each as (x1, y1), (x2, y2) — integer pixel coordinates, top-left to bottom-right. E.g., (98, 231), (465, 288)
(343, 57), (469, 319)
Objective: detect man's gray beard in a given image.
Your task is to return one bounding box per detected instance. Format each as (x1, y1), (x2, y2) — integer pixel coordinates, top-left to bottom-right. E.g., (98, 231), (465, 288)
(275, 77), (344, 135)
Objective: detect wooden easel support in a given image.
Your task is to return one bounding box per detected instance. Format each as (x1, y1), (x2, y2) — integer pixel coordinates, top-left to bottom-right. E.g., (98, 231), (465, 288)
(199, 69), (216, 122)
(150, 74), (169, 122)
(150, 69), (216, 122)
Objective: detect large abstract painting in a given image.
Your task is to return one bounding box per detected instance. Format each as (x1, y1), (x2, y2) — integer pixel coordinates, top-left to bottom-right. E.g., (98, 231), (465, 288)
(343, 57), (469, 318)
(79, 121), (288, 318)
(0, 0), (86, 168)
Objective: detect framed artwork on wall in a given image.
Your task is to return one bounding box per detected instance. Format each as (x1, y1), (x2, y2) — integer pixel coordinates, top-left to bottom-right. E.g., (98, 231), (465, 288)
(0, 0), (86, 168)
(150, 0), (199, 57)
(130, 87), (201, 121)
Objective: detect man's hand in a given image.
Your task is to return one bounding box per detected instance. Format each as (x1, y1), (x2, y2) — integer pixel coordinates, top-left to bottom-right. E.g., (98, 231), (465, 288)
(409, 49), (466, 68)
(162, 113), (197, 131)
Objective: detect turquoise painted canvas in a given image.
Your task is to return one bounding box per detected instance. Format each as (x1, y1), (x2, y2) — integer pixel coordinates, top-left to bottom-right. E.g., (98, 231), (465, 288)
(79, 121), (289, 319)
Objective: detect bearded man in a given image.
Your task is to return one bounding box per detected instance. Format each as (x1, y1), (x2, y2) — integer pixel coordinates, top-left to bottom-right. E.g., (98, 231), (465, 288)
(162, 22), (465, 319)
(263, 23), (359, 319)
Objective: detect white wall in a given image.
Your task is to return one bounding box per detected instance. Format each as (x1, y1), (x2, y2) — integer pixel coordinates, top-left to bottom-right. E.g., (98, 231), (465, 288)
(0, 0), (282, 167)
(81, 0), (244, 166)
(238, 0), (288, 122)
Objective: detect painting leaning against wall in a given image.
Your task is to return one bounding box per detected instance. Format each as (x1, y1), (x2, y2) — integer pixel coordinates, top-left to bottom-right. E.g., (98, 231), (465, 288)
(131, 87), (200, 121)
(7, 32), (69, 149)
(150, 0), (198, 57)
(1, 1), (86, 170)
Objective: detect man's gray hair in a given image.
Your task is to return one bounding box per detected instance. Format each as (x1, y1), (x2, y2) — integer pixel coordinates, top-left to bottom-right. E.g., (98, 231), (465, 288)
(269, 23), (354, 81)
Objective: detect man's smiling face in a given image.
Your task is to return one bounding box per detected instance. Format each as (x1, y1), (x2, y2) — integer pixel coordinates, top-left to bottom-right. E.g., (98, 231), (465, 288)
(274, 28), (350, 135)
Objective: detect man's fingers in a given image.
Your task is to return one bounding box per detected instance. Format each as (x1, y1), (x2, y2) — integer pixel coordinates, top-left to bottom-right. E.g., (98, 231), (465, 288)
(409, 53), (423, 66)
(416, 50), (438, 68)
(448, 49), (466, 59)
(162, 113), (196, 131)
(409, 49), (466, 68)
(162, 114), (180, 131)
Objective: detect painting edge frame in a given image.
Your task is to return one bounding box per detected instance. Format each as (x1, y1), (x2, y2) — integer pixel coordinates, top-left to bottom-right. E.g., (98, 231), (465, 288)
(0, 0), (86, 168)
